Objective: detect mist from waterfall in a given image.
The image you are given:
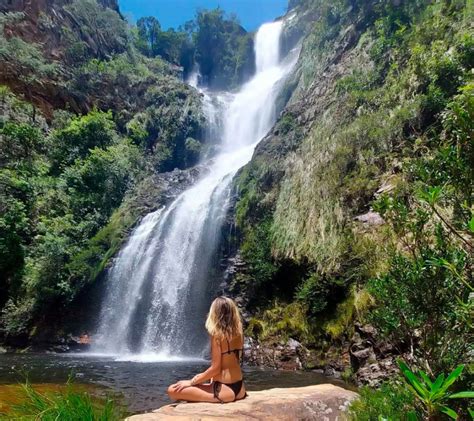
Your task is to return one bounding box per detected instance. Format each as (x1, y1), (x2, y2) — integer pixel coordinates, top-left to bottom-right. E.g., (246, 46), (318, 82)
(93, 20), (299, 360)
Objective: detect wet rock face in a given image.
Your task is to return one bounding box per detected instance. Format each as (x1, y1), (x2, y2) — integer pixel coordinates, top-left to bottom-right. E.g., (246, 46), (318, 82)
(131, 165), (208, 215)
(126, 384), (358, 421)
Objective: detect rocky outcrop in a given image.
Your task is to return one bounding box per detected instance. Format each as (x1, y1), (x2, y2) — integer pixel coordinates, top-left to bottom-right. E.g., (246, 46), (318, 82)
(354, 211), (384, 227)
(0, 0), (129, 117)
(127, 384), (358, 421)
(244, 337), (309, 370)
(0, 0), (123, 61)
(350, 324), (399, 387)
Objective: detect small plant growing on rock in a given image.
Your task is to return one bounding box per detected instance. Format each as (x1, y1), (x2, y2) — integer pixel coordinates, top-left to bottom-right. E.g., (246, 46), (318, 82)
(398, 360), (473, 420)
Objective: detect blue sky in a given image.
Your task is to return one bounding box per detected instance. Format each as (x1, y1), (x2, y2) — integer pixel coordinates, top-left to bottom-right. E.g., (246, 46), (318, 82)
(118, 0), (288, 31)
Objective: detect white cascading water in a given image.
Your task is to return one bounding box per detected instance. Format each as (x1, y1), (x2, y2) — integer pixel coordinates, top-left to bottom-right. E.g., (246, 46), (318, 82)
(93, 20), (299, 360)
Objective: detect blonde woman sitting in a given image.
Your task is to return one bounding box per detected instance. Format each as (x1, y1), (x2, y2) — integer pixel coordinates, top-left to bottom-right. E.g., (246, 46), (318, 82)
(167, 296), (247, 403)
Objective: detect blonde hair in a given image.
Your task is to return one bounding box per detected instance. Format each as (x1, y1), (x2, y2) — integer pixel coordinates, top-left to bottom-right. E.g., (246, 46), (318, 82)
(205, 296), (243, 341)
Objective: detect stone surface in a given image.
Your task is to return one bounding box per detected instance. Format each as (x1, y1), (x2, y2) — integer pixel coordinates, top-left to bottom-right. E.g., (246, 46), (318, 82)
(354, 211), (384, 226)
(243, 337), (310, 370)
(350, 324), (398, 387)
(126, 384), (358, 421)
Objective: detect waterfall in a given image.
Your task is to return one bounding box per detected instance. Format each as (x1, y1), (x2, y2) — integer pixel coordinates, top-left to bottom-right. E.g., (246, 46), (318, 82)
(93, 19), (299, 360)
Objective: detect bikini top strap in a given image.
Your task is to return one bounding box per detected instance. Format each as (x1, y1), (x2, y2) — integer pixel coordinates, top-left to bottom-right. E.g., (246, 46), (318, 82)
(221, 336), (244, 366)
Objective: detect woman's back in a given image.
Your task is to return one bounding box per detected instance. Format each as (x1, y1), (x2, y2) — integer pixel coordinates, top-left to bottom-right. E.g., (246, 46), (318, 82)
(215, 334), (243, 383)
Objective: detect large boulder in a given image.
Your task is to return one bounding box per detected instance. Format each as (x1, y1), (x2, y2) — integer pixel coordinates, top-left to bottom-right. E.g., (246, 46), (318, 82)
(126, 384), (358, 420)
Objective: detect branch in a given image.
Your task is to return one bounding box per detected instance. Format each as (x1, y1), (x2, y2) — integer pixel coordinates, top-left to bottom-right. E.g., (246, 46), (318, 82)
(432, 205), (473, 250)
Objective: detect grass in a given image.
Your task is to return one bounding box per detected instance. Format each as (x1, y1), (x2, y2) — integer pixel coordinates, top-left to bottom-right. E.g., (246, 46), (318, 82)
(245, 301), (313, 343)
(324, 286), (374, 340)
(0, 381), (124, 421)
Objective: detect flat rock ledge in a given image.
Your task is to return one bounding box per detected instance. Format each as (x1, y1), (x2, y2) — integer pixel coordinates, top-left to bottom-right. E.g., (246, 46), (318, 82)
(127, 384), (358, 421)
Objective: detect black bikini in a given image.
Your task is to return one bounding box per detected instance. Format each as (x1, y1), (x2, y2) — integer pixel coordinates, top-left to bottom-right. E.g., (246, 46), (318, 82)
(212, 338), (245, 403)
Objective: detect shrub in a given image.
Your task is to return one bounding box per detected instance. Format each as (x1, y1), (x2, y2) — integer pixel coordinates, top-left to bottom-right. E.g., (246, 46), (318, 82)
(349, 382), (417, 421)
(61, 139), (143, 221)
(63, 0), (128, 62)
(240, 217), (279, 288)
(398, 360), (473, 420)
(367, 231), (471, 371)
(324, 286), (373, 340)
(50, 110), (118, 172)
(0, 13), (59, 86)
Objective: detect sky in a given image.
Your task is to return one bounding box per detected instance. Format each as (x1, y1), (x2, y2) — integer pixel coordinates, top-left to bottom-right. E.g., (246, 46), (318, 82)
(118, 0), (288, 31)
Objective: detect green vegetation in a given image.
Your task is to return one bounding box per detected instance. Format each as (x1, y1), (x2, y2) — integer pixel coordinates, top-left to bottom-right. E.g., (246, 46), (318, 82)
(246, 301), (312, 343)
(133, 8), (255, 88)
(193, 8), (255, 89)
(0, 102), (145, 338)
(398, 361), (473, 420)
(0, 0), (472, 418)
(0, 381), (123, 420)
(234, 2), (473, 416)
(349, 382), (417, 420)
(0, 12), (59, 96)
(63, 0), (128, 63)
(350, 362), (473, 420)
(134, 16), (194, 72)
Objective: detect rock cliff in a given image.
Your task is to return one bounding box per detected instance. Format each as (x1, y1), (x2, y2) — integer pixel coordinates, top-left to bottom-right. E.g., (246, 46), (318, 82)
(0, 0), (139, 117)
(224, 0), (472, 387)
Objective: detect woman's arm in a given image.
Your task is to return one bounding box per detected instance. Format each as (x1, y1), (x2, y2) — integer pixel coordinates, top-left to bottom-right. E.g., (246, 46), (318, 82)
(170, 336), (221, 392)
(191, 336), (222, 385)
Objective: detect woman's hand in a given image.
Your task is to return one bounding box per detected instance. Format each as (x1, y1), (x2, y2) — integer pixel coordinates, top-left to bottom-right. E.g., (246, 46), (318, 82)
(169, 380), (193, 392)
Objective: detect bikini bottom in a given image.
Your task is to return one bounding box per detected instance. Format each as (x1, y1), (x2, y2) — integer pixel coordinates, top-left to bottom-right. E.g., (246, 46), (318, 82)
(212, 379), (245, 402)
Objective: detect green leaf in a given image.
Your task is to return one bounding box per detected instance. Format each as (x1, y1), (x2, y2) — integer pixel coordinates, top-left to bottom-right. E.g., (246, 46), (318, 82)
(418, 185), (443, 206)
(468, 408), (473, 419)
(398, 359), (411, 373)
(419, 370), (433, 387)
(440, 365), (464, 393)
(449, 391), (474, 399)
(398, 360), (428, 398)
(469, 215), (474, 234)
(440, 405), (458, 419)
(430, 373), (445, 397)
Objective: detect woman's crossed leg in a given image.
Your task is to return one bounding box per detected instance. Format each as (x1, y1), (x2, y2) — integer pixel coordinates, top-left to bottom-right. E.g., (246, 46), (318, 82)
(167, 382), (236, 403)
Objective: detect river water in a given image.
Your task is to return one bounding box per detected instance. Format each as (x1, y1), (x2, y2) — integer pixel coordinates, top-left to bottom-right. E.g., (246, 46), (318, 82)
(0, 353), (348, 413)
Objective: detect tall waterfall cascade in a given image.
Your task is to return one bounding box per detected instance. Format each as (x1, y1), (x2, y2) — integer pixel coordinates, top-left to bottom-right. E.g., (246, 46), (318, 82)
(93, 20), (299, 360)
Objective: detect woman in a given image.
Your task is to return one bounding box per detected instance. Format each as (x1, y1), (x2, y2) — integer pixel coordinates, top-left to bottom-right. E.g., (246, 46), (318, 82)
(167, 296), (247, 403)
